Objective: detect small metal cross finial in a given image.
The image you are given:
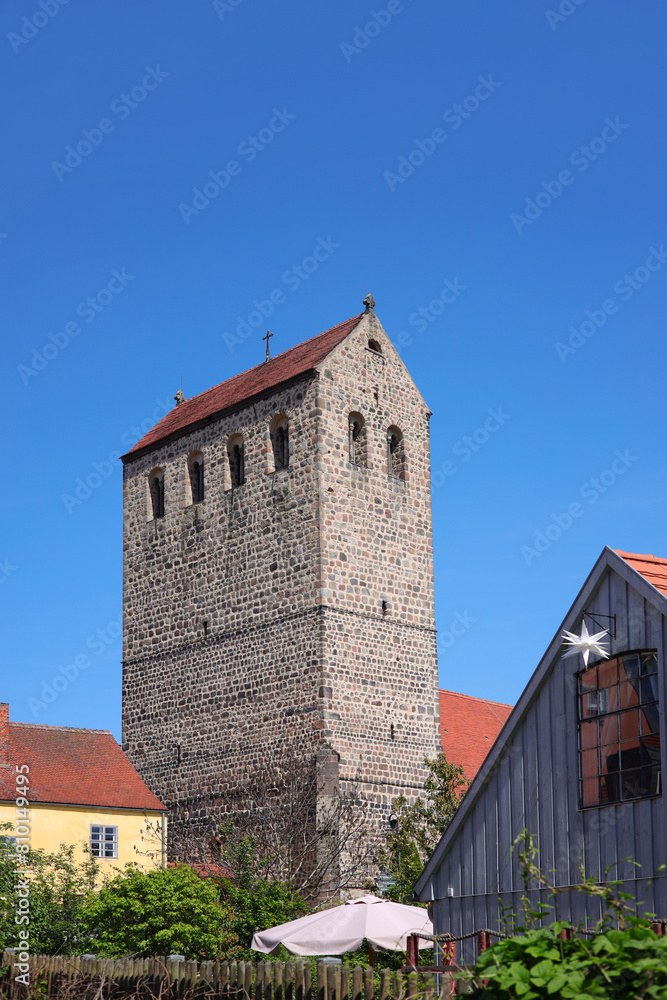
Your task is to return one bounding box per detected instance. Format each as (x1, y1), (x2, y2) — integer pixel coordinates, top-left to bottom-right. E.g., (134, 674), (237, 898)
(263, 329), (273, 362)
(174, 389), (186, 406)
(363, 293), (376, 312)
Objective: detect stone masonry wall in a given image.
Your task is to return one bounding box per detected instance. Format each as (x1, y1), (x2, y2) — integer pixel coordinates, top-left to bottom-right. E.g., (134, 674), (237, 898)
(122, 377), (327, 817)
(121, 308), (440, 863)
(314, 312), (440, 822)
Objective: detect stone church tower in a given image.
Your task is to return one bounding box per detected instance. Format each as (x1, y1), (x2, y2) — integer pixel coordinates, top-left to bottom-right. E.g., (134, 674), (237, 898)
(120, 297), (440, 875)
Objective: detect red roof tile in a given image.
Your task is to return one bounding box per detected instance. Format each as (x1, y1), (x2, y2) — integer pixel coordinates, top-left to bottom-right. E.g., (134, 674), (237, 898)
(0, 721), (165, 812)
(439, 689), (513, 782)
(122, 313), (364, 461)
(169, 861), (232, 881)
(615, 549), (667, 599)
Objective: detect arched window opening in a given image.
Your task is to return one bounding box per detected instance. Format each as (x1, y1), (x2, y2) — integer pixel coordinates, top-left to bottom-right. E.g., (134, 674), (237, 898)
(387, 426), (405, 480)
(270, 416), (289, 471)
(368, 338), (382, 354)
(149, 469), (164, 519)
(228, 435), (245, 488)
(188, 452), (204, 504)
(348, 413), (367, 467)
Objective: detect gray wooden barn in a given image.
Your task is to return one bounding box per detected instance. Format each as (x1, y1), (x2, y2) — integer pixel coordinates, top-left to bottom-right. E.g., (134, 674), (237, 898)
(414, 546), (666, 965)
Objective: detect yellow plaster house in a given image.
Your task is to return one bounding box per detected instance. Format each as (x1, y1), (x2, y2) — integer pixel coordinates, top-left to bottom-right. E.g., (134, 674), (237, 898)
(0, 703), (166, 873)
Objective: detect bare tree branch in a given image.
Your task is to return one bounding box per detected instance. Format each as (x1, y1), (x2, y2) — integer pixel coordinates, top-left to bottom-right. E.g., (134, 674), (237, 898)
(168, 745), (378, 900)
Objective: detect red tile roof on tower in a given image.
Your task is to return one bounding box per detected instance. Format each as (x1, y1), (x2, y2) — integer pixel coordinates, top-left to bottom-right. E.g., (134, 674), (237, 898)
(615, 549), (667, 599)
(0, 720), (165, 811)
(439, 689), (513, 782)
(122, 313), (364, 461)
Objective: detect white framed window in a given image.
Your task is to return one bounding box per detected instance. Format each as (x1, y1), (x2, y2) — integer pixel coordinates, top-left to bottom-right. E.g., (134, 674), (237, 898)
(90, 824), (118, 859)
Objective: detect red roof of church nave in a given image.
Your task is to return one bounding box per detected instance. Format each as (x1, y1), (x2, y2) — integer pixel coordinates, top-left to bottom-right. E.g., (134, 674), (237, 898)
(123, 313), (364, 461)
(0, 722), (165, 812)
(439, 690), (513, 782)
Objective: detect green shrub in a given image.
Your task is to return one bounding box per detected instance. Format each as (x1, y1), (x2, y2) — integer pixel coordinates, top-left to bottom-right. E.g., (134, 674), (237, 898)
(213, 827), (306, 954)
(0, 836), (99, 955)
(81, 864), (237, 959)
(377, 753), (467, 904)
(467, 922), (667, 998)
(462, 831), (667, 998)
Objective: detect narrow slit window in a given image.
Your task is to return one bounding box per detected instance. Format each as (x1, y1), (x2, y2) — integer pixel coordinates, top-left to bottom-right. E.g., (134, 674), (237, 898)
(188, 452), (204, 504)
(150, 471), (164, 519)
(387, 427), (405, 480)
(228, 436), (245, 488)
(270, 417), (289, 471)
(348, 413), (367, 467)
(190, 461), (204, 503)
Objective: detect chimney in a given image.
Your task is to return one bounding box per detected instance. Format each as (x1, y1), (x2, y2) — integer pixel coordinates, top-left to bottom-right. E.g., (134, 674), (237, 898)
(0, 703), (8, 768)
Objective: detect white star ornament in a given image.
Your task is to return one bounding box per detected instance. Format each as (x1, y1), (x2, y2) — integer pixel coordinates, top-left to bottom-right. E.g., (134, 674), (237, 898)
(561, 621), (610, 667)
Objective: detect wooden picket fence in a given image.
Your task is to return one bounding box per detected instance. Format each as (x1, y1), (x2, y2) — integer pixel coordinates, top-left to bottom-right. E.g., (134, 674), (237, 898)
(0, 951), (466, 999)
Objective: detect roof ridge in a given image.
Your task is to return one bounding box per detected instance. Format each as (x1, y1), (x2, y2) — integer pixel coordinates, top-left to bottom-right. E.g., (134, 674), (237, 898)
(9, 721), (113, 734)
(439, 688), (513, 708)
(168, 313), (363, 412)
(615, 548), (667, 564)
(123, 312), (365, 460)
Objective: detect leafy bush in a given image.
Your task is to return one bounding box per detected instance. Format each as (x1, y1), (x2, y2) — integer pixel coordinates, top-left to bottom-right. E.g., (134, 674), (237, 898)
(377, 753), (467, 903)
(213, 826), (306, 953)
(468, 922), (667, 998)
(81, 864), (237, 959)
(0, 836), (99, 955)
(463, 831), (667, 998)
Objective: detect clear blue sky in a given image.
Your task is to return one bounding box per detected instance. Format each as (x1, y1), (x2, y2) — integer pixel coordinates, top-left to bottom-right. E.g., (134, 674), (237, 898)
(3, 1), (666, 740)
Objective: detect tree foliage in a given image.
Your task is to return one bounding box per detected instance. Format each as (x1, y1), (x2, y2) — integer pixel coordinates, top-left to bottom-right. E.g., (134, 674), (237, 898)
(213, 823), (306, 952)
(80, 864), (237, 959)
(376, 753), (467, 903)
(0, 835), (99, 955)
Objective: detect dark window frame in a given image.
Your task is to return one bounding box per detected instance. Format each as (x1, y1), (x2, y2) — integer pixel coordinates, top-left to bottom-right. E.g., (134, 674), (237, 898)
(577, 648), (661, 809)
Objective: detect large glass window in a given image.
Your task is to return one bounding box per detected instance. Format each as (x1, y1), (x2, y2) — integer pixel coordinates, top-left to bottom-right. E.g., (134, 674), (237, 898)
(578, 650), (661, 807)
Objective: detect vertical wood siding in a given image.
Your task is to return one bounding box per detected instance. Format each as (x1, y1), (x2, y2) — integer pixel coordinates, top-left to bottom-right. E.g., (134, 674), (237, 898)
(428, 567), (667, 966)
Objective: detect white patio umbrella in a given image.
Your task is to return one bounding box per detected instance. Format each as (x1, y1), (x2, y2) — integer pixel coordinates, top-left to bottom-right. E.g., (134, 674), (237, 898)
(251, 895), (433, 956)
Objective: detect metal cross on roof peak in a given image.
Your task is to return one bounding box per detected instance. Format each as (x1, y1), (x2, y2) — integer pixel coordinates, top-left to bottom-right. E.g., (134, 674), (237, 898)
(263, 329), (273, 362)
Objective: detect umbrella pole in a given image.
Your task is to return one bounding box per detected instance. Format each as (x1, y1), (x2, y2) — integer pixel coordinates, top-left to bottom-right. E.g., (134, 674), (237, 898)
(368, 944), (374, 968)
